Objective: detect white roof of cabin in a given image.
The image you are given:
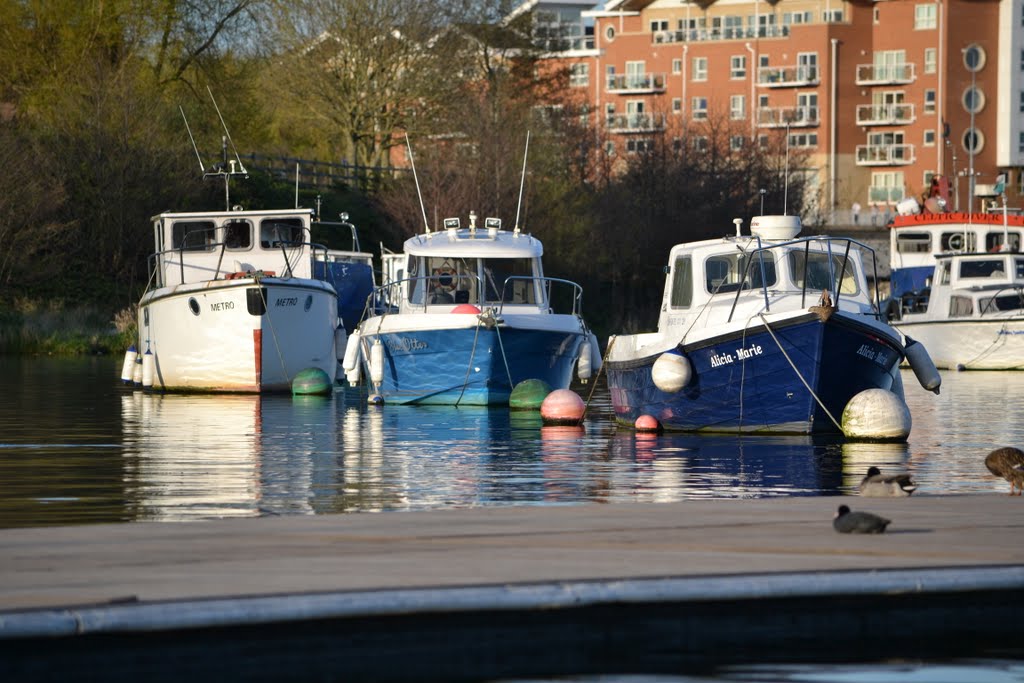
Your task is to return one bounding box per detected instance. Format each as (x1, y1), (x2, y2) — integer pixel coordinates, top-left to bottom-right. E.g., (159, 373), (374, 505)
(403, 230), (543, 259)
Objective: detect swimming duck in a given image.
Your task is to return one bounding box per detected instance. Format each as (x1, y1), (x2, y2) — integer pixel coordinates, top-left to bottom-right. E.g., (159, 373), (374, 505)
(859, 466), (917, 497)
(984, 447), (1024, 496)
(833, 505), (891, 534)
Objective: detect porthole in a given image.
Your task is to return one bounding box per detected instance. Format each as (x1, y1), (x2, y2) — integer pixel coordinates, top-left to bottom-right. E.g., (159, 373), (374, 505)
(962, 44), (985, 72)
(188, 297), (201, 316)
(962, 128), (985, 154)
(304, 295), (313, 312)
(962, 86), (985, 114)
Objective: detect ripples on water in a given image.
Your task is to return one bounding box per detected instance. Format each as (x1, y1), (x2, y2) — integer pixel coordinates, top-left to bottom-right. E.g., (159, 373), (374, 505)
(0, 356), (1022, 528)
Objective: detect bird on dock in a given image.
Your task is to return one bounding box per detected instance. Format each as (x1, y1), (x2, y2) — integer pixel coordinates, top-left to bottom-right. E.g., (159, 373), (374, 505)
(833, 505), (891, 534)
(859, 466), (917, 497)
(984, 446), (1024, 496)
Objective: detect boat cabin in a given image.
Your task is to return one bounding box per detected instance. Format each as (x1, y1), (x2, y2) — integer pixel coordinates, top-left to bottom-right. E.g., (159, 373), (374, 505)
(150, 208), (317, 288)
(899, 252), (1024, 319)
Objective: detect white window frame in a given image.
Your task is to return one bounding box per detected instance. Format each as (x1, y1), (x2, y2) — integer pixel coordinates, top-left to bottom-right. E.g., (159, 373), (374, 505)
(924, 129), (936, 147)
(672, 58), (682, 75)
(924, 89), (936, 114)
(924, 48), (936, 74)
(692, 56), (708, 82)
(692, 97), (708, 120)
(730, 55), (746, 79)
(569, 63), (589, 88)
(730, 94), (746, 120)
(672, 97), (682, 113)
(914, 4), (937, 30)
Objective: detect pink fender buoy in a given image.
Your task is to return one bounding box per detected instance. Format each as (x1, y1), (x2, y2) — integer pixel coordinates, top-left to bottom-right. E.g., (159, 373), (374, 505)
(635, 414), (661, 433)
(540, 389), (585, 425)
(451, 304), (482, 314)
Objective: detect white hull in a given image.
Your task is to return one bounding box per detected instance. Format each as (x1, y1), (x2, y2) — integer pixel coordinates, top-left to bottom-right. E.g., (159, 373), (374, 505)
(894, 318), (1024, 370)
(139, 278), (338, 392)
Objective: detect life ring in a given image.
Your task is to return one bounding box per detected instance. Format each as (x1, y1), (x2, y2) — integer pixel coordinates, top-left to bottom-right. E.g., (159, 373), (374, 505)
(947, 234), (964, 251)
(432, 267), (457, 291)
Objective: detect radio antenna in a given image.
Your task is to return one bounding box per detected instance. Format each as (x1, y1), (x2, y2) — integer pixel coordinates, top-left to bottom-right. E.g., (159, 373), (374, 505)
(208, 86), (247, 175)
(180, 106), (206, 173)
(513, 131), (530, 235)
(406, 133), (430, 234)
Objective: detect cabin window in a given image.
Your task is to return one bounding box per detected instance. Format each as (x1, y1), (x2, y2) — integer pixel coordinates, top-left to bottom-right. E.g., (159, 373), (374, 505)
(788, 251), (859, 294)
(938, 262), (951, 285)
(670, 256), (693, 308)
(172, 220), (216, 251)
(980, 294), (1024, 314)
(1016, 259), (1024, 278)
(949, 295), (973, 317)
(224, 219), (252, 250)
(959, 259), (1005, 279)
(424, 256), (476, 305)
(481, 258), (535, 304)
(260, 218), (304, 248)
(896, 232), (931, 253)
(704, 253), (777, 293)
(984, 232), (1020, 252)
(941, 231), (975, 251)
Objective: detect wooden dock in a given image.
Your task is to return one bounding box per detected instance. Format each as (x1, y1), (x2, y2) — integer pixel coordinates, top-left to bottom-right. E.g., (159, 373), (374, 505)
(2, 495), (1022, 681)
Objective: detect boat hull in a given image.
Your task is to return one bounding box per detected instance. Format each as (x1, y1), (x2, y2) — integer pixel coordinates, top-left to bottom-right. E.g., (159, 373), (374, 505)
(606, 313), (904, 435)
(893, 318), (1024, 370)
(359, 320), (587, 405)
(138, 279), (339, 392)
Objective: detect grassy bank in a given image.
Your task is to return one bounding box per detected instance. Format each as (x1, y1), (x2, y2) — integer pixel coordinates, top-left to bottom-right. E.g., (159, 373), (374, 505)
(0, 300), (135, 355)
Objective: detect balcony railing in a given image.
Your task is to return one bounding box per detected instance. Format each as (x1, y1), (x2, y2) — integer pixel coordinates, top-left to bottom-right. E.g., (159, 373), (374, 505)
(855, 103), (915, 126)
(606, 113), (666, 133)
(652, 25), (790, 44)
(757, 65), (819, 87)
(606, 73), (667, 94)
(855, 63), (916, 85)
(756, 106), (819, 127)
(536, 35), (595, 52)
(856, 144), (915, 166)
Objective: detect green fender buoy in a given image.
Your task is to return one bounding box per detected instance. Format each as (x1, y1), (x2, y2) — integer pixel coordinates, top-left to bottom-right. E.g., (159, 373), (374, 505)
(292, 367), (333, 396)
(509, 379), (552, 410)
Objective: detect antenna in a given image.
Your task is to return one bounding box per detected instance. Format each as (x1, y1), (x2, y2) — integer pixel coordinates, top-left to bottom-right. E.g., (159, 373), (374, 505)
(180, 106), (206, 173)
(513, 131), (531, 235)
(783, 123), (790, 216)
(208, 86), (247, 174)
(405, 133), (430, 234)
(295, 162), (300, 209)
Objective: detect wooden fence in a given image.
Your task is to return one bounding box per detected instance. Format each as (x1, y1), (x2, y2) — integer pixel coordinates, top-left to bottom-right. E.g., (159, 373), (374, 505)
(241, 153), (410, 190)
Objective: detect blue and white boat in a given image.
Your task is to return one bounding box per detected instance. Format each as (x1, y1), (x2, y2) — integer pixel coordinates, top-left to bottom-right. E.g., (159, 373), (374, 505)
(343, 212), (599, 405)
(604, 215), (934, 435)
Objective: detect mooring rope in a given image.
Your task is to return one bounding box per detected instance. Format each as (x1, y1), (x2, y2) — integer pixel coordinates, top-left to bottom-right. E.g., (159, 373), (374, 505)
(455, 319), (484, 406)
(577, 333), (614, 426)
(255, 273), (291, 387)
(758, 313), (843, 433)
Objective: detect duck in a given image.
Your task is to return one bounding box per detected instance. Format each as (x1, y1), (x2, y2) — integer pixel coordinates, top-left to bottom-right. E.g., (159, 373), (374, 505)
(984, 447), (1024, 496)
(858, 466), (917, 497)
(833, 504), (891, 534)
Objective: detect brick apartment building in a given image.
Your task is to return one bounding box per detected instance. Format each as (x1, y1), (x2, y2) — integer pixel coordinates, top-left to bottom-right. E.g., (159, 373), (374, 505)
(514, 0), (1024, 223)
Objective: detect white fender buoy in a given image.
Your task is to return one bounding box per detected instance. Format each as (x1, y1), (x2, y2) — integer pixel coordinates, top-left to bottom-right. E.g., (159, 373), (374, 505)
(141, 349), (155, 388)
(842, 388), (912, 441)
(132, 357), (143, 386)
(651, 351), (691, 393)
(588, 333), (602, 374)
(120, 345), (138, 384)
(342, 330), (361, 372)
(345, 358), (362, 386)
(904, 337), (941, 394)
(577, 337), (593, 383)
(369, 339), (384, 386)
(334, 326), (348, 362)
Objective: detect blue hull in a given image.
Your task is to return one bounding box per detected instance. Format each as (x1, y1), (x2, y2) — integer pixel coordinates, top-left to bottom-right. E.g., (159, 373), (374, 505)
(363, 327), (586, 405)
(313, 261), (375, 334)
(607, 314), (904, 435)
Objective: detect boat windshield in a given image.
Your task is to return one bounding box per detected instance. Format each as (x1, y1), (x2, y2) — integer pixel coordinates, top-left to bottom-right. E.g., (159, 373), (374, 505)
(260, 218), (304, 248)
(704, 253), (777, 293)
(788, 250), (860, 295)
(408, 256), (537, 305)
(959, 259), (1005, 279)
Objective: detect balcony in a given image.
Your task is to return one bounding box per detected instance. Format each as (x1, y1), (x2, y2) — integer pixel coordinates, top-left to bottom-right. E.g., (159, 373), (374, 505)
(652, 25), (790, 44)
(855, 103), (915, 126)
(606, 113), (666, 133)
(756, 106), (819, 128)
(536, 35), (595, 52)
(606, 73), (667, 94)
(855, 63), (916, 85)
(757, 65), (819, 88)
(856, 144), (915, 166)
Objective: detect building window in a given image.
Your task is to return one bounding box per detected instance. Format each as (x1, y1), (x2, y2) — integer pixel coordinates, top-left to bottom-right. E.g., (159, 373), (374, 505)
(758, 134), (769, 148)
(604, 26), (615, 41)
(783, 11), (812, 26)
(963, 44), (986, 72)
(731, 55), (746, 79)
(692, 97), (708, 120)
(672, 98), (682, 113)
(914, 4), (937, 29)
(1019, 132), (1024, 154)
(873, 7), (880, 23)
(730, 95), (746, 119)
(730, 136), (745, 151)
(672, 58), (682, 75)
(693, 57), (708, 81)
(1020, 91), (1024, 112)
(758, 94), (769, 108)
(924, 129), (936, 146)
(924, 48), (936, 74)
(1020, 49), (1024, 71)
(962, 87), (985, 114)
(759, 54), (769, 68)
(569, 64), (589, 88)
(870, 171), (905, 204)
(963, 128), (984, 154)
(650, 19), (668, 32)
(922, 170), (936, 188)
(924, 89), (936, 114)
(627, 138), (652, 154)
(694, 136), (709, 152)
(823, 9), (843, 22)
(788, 132), (818, 147)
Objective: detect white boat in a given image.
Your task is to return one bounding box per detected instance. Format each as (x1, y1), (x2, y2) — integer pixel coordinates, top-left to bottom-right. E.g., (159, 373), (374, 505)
(131, 206), (343, 392)
(343, 212), (599, 405)
(888, 209), (1024, 369)
(604, 215), (937, 435)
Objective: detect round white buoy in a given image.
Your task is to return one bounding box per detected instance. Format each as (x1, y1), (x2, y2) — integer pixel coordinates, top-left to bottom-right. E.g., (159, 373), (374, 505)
(651, 351), (691, 393)
(842, 389), (912, 441)
(635, 414), (661, 433)
(120, 345), (138, 384)
(577, 337), (593, 383)
(540, 389), (585, 425)
(369, 340), (384, 385)
(141, 349), (155, 388)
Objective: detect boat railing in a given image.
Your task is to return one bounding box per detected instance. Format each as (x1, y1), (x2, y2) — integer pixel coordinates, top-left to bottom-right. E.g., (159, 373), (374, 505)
(150, 231), (328, 285)
(726, 235), (882, 323)
(497, 276), (583, 317)
(361, 274), (583, 317)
